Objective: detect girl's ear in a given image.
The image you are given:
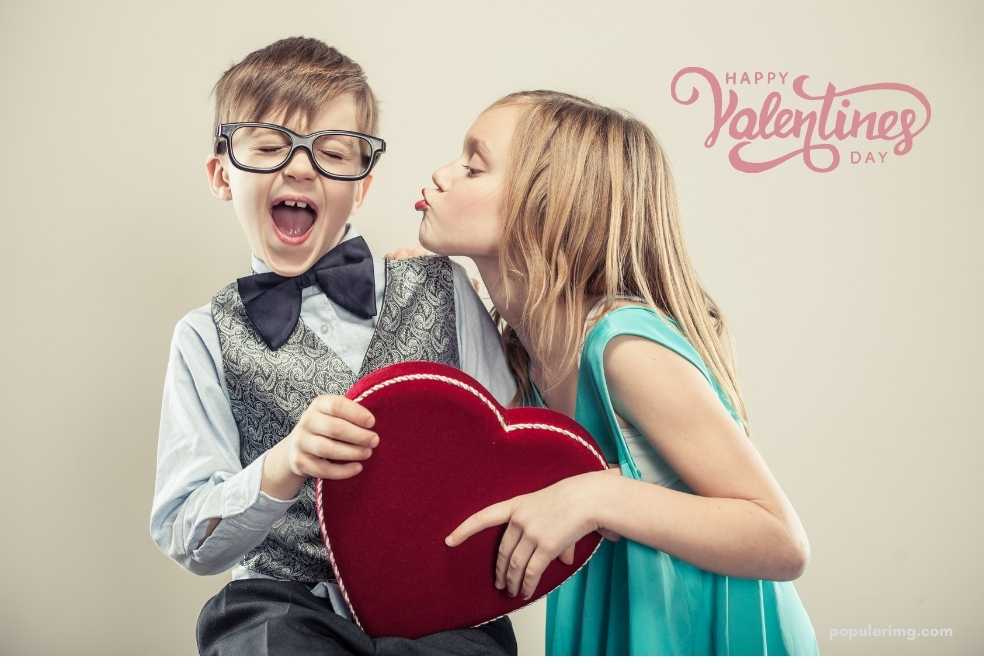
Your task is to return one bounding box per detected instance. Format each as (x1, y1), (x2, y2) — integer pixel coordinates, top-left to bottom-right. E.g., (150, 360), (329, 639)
(205, 154), (232, 201)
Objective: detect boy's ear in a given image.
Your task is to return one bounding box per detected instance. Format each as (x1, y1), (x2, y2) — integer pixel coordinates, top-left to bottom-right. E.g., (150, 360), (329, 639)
(352, 173), (373, 211)
(205, 153), (232, 201)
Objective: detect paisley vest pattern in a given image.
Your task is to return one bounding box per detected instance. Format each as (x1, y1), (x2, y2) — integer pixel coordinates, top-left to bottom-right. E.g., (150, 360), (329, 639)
(211, 256), (460, 583)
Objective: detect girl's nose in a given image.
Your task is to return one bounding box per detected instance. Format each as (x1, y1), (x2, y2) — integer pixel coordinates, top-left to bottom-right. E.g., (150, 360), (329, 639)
(431, 164), (452, 192)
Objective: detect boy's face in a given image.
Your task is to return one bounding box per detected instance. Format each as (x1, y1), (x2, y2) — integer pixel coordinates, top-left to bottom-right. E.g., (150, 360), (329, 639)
(206, 93), (374, 277)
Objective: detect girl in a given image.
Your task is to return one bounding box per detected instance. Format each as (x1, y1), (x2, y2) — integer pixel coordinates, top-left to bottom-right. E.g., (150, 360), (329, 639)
(395, 90), (819, 655)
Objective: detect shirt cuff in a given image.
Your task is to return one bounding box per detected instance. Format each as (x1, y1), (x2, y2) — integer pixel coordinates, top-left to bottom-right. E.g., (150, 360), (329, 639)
(186, 451), (301, 573)
(221, 449), (301, 531)
(259, 489), (300, 504)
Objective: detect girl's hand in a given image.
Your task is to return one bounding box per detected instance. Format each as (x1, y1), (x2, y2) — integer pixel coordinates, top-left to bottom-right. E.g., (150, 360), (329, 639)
(444, 468), (617, 600)
(384, 246), (483, 293)
(385, 245), (431, 260)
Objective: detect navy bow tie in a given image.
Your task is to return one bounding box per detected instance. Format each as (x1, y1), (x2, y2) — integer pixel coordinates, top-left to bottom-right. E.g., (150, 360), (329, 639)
(237, 236), (377, 351)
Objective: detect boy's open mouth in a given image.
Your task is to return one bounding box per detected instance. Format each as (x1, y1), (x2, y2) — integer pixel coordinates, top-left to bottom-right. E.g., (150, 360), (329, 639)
(271, 201), (317, 240)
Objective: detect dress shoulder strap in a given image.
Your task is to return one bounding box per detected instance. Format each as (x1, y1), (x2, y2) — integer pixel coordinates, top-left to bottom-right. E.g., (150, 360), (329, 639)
(575, 305), (742, 475)
(578, 295), (648, 368)
(584, 305), (712, 385)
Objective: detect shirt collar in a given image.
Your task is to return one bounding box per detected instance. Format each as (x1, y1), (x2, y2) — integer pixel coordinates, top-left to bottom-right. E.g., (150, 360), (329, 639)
(250, 223), (357, 275)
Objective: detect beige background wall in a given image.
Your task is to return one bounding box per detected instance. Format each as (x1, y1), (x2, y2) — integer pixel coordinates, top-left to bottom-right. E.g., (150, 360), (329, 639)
(1, 0), (980, 655)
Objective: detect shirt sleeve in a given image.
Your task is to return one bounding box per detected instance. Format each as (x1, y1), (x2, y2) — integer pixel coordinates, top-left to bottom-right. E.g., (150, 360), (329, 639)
(149, 310), (300, 576)
(450, 259), (518, 406)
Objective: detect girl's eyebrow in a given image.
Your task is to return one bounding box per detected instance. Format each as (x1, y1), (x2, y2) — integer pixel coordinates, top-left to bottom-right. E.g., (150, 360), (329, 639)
(463, 135), (493, 161)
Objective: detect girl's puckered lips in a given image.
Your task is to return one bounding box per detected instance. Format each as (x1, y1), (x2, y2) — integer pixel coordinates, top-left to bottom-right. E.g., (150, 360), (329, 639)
(414, 187), (429, 212)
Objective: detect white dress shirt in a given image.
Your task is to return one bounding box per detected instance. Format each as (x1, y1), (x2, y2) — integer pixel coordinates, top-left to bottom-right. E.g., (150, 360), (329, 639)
(150, 224), (516, 620)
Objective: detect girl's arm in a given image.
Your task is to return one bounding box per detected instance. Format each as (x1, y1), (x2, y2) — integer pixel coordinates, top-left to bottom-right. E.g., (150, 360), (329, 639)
(589, 335), (811, 582)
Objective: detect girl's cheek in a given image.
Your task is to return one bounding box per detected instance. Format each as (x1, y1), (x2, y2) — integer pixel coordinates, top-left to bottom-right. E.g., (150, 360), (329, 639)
(459, 185), (495, 217)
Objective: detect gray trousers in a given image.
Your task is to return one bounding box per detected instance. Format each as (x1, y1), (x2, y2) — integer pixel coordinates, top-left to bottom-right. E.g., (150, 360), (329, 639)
(196, 578), (518, 655)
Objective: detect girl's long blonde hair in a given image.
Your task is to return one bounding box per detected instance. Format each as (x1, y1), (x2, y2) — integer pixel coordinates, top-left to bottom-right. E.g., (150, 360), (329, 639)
(488, 90), (752, 436)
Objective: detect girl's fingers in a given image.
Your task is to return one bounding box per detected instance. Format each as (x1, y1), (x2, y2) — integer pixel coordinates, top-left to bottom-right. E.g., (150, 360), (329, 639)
(505, 537), (537, 597)
(521, 548), (554, 599)
(495, 521), (523, 589)
(598, 527), (622, 542)
(446, 499), (512, 546)
(387, 246), (429, 260)
(560, 543), (575, 565)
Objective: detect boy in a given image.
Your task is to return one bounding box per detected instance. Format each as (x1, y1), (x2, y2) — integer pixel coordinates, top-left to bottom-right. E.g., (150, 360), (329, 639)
(149, 37), (519, 656)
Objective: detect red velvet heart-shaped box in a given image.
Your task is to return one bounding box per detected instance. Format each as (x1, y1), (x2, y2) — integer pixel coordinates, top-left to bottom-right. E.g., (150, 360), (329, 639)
(314, 360), (608, 638)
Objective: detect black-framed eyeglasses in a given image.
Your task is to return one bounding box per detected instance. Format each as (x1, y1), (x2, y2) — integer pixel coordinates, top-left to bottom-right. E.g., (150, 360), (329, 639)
(214, 122), (386, 181)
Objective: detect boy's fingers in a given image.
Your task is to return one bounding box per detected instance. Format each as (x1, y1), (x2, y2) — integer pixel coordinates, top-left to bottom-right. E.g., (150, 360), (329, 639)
(313, 394), (375, 428)
(302, 455), (364, 480)
(310, 414), (379, 447)
(305, 435), (374, 461)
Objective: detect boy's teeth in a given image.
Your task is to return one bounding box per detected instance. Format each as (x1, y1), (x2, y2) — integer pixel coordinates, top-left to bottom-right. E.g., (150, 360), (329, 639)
(279, 200), (309, 209)
(296, 201), (308, 208)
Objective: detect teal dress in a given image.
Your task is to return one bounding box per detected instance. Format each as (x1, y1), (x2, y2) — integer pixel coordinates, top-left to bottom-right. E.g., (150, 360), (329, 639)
(531, 304), (820, 655)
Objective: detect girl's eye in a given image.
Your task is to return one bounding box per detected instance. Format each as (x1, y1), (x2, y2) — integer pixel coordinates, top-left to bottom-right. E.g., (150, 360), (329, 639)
(463, 165), (480, 177)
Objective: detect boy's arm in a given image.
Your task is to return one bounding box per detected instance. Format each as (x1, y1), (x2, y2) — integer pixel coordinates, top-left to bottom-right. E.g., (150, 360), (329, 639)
(450, 260), (518, 406)
(149, 312), (299, 576)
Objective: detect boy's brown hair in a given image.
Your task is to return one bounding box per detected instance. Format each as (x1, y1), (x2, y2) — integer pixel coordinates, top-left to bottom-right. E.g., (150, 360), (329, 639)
(210, 36), (379, 154)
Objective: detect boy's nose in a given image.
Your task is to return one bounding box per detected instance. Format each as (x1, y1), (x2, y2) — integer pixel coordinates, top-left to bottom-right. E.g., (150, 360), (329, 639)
(283, 148), (317, 180)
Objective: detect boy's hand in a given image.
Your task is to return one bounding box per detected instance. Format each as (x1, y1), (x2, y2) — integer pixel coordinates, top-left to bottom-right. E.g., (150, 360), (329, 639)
(263, 395), (379, 499)
(284, 394), (379, 479)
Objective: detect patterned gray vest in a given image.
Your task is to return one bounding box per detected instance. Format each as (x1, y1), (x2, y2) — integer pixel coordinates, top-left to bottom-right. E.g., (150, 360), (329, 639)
(211, 256), (460, 583)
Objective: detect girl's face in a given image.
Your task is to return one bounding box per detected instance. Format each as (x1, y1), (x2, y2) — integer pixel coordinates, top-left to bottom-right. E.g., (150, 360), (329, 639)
(418, 104), (524, 259)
